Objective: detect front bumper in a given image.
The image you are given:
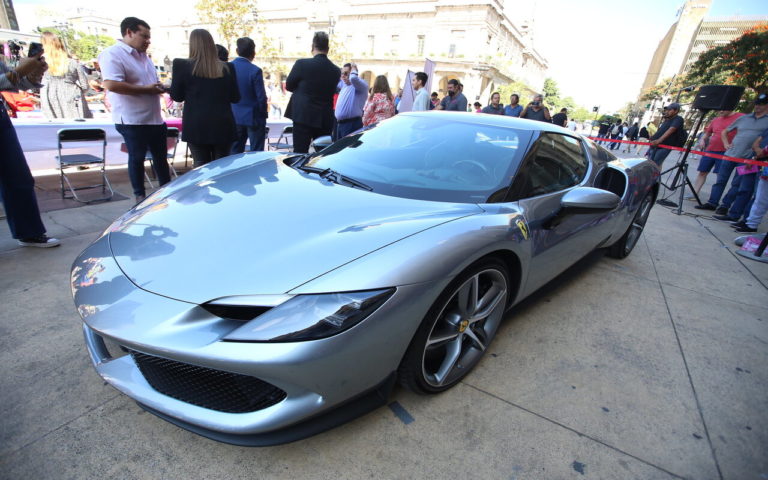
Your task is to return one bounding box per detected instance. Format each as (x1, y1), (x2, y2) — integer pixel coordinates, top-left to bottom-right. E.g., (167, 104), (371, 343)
(74, 235), (440, 443)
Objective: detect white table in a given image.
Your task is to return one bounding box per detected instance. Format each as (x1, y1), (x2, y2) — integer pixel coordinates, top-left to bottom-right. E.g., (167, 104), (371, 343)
(13, 118), (293, 171)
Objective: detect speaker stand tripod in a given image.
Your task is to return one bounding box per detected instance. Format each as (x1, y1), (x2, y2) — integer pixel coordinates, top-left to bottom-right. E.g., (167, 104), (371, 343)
(655, 108), (711, 215)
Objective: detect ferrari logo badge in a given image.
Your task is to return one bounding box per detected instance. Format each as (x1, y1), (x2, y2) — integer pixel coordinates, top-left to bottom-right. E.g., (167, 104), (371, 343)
(516, 219), (529, 240)
(459, 320), (469, 332)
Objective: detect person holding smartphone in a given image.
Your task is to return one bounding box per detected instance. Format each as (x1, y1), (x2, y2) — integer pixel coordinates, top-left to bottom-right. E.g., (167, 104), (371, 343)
(0, 54), (61, 247)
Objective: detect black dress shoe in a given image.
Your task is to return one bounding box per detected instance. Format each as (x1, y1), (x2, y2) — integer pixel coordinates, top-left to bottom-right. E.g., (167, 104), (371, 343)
(694, 203), (717, 211)
(734, 225), (758, 233)
(713, 214), (738, 221)
(714, 206), (729, 215)
(731, 220), (747, 229)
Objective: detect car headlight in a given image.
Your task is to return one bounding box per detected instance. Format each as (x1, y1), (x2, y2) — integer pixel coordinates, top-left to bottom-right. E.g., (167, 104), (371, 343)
(223, 288), (395, 342)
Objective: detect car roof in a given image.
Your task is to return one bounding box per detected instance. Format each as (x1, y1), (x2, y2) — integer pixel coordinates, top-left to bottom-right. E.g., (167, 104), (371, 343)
(398, 110), (573, 134)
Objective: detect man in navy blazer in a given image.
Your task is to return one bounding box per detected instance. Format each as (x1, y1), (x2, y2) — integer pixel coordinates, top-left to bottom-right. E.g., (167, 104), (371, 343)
(230, 37), (268, 153)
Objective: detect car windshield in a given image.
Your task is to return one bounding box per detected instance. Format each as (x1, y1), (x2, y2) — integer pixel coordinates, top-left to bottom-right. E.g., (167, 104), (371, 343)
(303, 114), (531, 203)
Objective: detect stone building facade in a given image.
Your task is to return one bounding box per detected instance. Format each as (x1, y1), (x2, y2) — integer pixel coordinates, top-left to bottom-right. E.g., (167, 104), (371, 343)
(151, 0), (548, 103)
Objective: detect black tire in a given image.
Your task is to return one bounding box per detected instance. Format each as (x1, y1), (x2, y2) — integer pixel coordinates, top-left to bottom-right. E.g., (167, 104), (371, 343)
(398, 258), (510, 394)
(608, 191), (655, 259)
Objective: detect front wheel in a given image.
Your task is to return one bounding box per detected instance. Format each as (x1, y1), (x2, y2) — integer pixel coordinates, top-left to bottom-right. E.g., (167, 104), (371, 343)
(607, 191), (654, 259)
(398, 258), (510, 394)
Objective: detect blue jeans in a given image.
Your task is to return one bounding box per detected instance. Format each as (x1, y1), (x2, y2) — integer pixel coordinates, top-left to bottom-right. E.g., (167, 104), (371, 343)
(115, 123), (170, 197)
(609, 133), (621, 150)
(0, 108), (46, 239)
(707, 159), (739, 206)
(648, 147), (673, 167)
(721, 172), (758, 218)
(231, 120), (266, 154)
(334, 117), (363, 141)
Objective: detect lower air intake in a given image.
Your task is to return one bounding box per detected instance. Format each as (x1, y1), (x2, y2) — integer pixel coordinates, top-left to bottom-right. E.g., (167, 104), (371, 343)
(131, 351), (287, 413)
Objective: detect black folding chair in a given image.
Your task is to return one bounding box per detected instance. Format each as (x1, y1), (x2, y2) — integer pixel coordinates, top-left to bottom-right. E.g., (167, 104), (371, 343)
(56, 128), (113, 203)
(269, 125), (293, 151)
(144, 127), (180, 186)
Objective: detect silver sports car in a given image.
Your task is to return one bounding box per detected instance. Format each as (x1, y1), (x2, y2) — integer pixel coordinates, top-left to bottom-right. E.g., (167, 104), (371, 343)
(72, 112), (659, 445)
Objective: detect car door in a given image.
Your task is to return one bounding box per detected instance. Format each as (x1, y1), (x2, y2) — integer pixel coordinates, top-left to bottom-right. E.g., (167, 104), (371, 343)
(511, 132), (616, 296)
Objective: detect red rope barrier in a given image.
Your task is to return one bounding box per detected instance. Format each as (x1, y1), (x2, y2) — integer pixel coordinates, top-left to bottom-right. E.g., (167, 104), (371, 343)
(586, 136), (768, 168)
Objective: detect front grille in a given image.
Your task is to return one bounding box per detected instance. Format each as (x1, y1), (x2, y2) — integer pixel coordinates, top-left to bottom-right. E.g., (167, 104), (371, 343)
(131, 351), (287, 413)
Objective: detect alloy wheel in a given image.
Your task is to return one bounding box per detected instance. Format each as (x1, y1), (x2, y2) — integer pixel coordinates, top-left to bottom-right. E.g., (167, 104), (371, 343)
(421, 268), (508, 388)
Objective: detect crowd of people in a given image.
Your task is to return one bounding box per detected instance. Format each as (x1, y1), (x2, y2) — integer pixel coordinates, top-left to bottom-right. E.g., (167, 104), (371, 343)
(1, 18), (766, 251)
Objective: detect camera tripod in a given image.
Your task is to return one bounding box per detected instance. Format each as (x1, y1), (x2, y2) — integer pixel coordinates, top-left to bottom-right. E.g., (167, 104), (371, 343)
(656, 108), (711, 215)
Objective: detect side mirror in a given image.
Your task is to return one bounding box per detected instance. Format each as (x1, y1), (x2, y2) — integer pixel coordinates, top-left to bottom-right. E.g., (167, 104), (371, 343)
(561, 187), (620, 211)
(311, 135), (333, 153)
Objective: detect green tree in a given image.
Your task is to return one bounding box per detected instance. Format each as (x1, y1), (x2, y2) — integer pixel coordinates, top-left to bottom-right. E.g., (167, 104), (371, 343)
(497, 81), (536, 106)
(687, 25), (768, 97)
(328, 31), (353, 66)
(569, 106), (591, 122)
(70, 33), (115, 61)
(38, 27), (115, 62)
(196, 0), (257, 52)
(542, 77), (561, 108)
(254, 19), (287, 80)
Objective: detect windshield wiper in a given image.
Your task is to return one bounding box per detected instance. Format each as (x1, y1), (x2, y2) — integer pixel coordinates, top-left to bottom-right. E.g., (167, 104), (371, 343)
(284, 152), (312, 167)
(298, 165), (373, 191)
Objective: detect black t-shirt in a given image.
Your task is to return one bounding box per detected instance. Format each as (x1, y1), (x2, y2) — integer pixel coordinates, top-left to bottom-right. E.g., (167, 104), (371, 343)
(551, 112), (567, 127)
(652, 115), (684, 146)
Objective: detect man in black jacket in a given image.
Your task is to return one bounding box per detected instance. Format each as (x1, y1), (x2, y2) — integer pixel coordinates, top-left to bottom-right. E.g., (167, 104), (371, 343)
(285, 32), (341, 153)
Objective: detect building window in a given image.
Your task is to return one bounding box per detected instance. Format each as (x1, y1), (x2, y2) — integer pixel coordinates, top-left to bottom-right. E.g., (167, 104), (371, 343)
(391, 34), (399, 55)
(278, 38), (284, 53)
(417, 35), (425, 56)
(368, 35), (375, 56)
(450, 30), (465, 57)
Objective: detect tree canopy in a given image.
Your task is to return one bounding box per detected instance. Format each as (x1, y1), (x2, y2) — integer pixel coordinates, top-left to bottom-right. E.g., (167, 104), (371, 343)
(38, 27), (114, 62)
(542, 78), (561, 108)
(196, 0), (257, 52)
(686, 25), (768, 96)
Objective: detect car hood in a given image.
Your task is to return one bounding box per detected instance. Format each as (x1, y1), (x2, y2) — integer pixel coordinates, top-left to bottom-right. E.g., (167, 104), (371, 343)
(106, 155), (482, 303)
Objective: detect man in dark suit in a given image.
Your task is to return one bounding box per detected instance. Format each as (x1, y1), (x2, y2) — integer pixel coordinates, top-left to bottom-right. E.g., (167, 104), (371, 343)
(285, 32), (341, 153)
(230, 37), (268, 153)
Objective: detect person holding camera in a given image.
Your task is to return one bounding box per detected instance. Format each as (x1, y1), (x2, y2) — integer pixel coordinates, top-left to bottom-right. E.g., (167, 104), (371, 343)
(520, 94), (551, 123)
(1, 55), (61, 247)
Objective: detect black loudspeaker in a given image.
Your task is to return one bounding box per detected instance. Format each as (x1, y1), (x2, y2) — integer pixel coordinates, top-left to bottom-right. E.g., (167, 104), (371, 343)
(692, 85), (745, 111)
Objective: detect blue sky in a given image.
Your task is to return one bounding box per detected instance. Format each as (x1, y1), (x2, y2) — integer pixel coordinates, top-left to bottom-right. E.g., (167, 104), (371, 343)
(524, 0), (767, 110)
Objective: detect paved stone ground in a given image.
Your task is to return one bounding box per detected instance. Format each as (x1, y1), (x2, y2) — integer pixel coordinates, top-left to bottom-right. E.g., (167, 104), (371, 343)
(0, 147), (766, 480)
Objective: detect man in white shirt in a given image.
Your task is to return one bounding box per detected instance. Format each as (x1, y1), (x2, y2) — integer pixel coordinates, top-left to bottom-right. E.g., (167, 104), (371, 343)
(411, 72), (429, 111)
(99, 17), (170, 203)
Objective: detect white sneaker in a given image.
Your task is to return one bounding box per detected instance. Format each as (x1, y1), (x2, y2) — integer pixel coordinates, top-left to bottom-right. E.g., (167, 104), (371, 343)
(18, 235), (61, 248)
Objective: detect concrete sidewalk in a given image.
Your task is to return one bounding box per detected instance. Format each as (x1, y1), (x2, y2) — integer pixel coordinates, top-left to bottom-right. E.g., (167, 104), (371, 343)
(0, 152), (766, 480)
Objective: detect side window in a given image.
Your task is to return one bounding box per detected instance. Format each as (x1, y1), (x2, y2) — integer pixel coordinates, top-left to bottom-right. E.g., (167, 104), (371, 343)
(513, 133), (589, 199)
(587, 141), (618, 164)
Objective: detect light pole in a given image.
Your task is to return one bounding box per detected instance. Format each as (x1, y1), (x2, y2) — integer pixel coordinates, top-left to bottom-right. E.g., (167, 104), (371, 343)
(590, 106), (599, 136)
